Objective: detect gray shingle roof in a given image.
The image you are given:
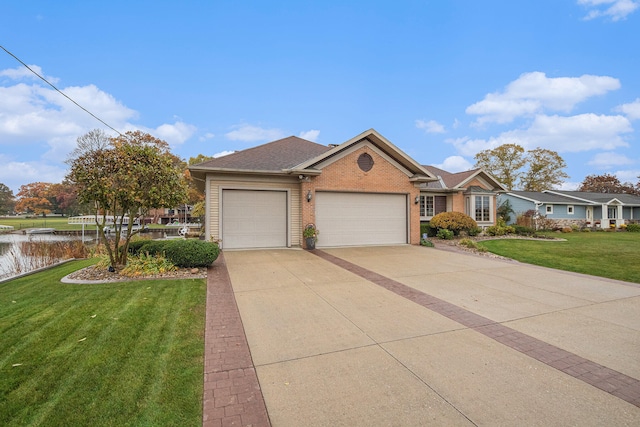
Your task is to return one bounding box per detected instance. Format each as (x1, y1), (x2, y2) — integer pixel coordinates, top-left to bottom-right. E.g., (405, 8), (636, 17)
(423, 166), (481, 188)
(508, 191), (581, 204)
(194, 136), (331, 172)
(509, 190), (640, 205)
(548, 190), (640, 205)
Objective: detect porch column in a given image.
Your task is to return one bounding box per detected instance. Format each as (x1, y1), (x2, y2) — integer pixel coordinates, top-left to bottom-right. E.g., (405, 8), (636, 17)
(617, 205), (623, 227)
(601, 204), (608, 229)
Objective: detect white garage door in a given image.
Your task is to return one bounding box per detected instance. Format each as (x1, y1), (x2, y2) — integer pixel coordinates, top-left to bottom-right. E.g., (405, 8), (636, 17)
(315, 192), (407, 247)
(222, 190), (287, 249)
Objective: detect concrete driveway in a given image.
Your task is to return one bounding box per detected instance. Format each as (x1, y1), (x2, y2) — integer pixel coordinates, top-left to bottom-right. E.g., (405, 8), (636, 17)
(204, 245), (640, 426)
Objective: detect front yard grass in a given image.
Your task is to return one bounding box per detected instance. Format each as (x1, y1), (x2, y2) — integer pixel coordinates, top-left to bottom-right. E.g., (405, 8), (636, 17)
(0, 260), (206, 426)
(478, 231), (640, 283)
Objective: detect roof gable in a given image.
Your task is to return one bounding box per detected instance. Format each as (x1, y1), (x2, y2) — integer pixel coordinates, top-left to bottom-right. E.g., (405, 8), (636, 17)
(422, 166), (507, 191)
(291, 129), (436, 181)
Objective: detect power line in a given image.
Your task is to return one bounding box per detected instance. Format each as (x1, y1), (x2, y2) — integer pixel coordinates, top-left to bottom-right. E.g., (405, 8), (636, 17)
(0, 44), (123, 136)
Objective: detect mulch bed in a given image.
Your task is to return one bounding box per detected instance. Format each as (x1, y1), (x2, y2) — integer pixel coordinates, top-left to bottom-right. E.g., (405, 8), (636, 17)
(64, 264), (207, 283)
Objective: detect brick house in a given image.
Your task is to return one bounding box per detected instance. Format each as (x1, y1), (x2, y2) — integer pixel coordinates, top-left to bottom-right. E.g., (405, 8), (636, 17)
(190, 129), (504, 249)
(419, 166), (507, 227)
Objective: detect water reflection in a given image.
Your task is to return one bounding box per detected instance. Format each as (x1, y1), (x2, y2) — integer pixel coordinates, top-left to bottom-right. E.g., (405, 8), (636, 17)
(0, 234), (85, 280)
(0, 230), (172, 280)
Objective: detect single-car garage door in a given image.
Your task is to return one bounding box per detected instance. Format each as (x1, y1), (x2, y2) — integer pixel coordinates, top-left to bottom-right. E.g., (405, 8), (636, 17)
(315, 192), (407, 247)
(222, 189), (287, 249)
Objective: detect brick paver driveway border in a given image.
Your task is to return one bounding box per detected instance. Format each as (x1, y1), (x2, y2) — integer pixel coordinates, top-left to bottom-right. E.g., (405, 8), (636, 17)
(203, 253), (271, 427)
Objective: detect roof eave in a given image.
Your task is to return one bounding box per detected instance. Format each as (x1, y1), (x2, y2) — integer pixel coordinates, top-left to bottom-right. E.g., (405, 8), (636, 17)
(189, 166), (292, 177)
(292, 129), (437, 179)
(410, 175), (438, 183)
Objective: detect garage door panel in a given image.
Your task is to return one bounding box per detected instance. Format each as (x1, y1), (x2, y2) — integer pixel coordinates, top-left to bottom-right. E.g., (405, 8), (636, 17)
(222, 190), (287, 249)
(315, 192), (407, 247)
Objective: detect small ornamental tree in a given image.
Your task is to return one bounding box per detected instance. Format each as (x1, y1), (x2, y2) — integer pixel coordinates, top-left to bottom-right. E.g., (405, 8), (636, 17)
(429, 212), (478, 236)
(67, 130), (188, 268)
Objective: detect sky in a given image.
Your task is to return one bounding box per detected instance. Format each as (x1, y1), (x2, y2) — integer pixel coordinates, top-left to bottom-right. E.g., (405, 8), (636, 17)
(1, 0), (639, 195)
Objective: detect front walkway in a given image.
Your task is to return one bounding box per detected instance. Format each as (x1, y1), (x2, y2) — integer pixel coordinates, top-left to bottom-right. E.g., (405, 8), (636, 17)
(205, 246), (640, 426)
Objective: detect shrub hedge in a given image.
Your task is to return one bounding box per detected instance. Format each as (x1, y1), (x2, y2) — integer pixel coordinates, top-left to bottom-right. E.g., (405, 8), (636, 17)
(420, 222), (437, 237)
(128, 239), (220, 267)
(163, 239), (220, 268)
(627, 223), (640, 232)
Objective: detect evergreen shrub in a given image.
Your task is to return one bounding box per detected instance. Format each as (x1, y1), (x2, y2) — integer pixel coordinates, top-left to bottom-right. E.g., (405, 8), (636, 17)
(627, 223), (640, 232)
(163, 239), (220, 268)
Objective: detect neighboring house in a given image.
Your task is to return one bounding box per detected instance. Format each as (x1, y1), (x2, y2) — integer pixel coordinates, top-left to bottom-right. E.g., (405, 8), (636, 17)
(420, 166), (507, 227)
(189, 129), (504, 250)
(500, 190), (640, 229)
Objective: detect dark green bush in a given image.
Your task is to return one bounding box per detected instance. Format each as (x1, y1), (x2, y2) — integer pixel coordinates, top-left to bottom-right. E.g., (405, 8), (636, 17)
(163, 239), (220, 268)
(127, 240), (147, 254)
(420, 222), (437, 237)
(138, 240), (169, 256)
(627, 223), (640, 232)
(430, 212), (478, 236)
(467, 226), (482, 236)
(513, 225), (535, 236)
(436, 228), (454, 240)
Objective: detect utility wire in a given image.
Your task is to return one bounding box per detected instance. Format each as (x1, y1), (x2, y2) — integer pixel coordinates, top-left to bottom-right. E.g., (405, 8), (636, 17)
(0, 44), (123, 136)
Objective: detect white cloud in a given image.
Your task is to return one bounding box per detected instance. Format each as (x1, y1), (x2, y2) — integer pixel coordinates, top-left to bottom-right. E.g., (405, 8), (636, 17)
(416, 119), (446, 133)
(559, 181), (582, 190)
(0, 156), (66, 194)
(199, 132), (215, 142)
(0, 64), (199, 190)
(615, 169), (640, 183)
(578, 0), (639, 21)
(299, 129), (320, 141)
(0, 64), (59, 84)
(433, 156), (473, 172)
(466, 72), (620, 125)
(615, 98), (640, 120)
(151, 121), (197, 146)
(449, 113), (632, 156)
(587, 151), (635, 168)
(225, 124), (286, 142)
(213, 150), (235, 158)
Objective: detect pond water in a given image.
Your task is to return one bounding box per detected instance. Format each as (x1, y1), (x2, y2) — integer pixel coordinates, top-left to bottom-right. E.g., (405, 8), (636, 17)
(0, 234), (86, 280)
(0, 230), (170, 280)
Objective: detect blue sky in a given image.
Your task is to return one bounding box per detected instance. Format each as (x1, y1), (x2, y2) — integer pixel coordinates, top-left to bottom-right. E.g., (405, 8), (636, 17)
(1, 0), (639, 194)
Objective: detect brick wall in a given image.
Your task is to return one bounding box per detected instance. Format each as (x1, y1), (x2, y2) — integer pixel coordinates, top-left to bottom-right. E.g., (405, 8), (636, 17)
(301, 145), (421, 246)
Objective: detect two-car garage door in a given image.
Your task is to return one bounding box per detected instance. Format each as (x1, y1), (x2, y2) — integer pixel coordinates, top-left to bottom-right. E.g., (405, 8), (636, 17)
(315, 192), (408, 247)
(221, 189), (408, 249)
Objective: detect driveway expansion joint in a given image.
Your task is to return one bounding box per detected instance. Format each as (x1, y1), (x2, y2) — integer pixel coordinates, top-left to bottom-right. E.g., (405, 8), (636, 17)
(312, 249), (640, 409)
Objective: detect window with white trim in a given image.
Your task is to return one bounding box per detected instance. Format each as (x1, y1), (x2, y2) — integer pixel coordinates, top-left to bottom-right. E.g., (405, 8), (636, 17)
(475, 195), (490, 222)
(608, 207), (617, 218)
(420, 195), (434, 217)
(546, 205), (553, 214)
(567, 205), (574, 215)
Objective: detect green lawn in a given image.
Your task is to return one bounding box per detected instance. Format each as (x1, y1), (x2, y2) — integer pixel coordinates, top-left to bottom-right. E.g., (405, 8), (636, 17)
(478, 232), (640, 283)
(0, 260), (206, 426)
(0, 216), (86, 231)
